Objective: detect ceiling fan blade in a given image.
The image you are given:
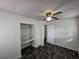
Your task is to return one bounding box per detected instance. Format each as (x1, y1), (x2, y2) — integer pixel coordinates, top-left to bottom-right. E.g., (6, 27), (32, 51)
(52, 17), (58, 20)
(42, 18), (46, 21)
(53, 11), (62, 15)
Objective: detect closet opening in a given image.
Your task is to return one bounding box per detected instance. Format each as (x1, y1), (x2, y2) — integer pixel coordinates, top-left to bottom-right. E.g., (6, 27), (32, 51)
(20, 23), (34, 56)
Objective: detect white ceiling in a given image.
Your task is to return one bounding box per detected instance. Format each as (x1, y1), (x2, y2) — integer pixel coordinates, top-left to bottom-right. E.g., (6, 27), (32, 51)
(0, 0), (79, 20)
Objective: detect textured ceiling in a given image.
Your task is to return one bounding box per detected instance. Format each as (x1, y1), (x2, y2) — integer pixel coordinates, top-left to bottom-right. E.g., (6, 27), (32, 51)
(0, 0), (79, 20)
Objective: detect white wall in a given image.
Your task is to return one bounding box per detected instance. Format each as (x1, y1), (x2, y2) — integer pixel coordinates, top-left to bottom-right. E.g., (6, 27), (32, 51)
(47, 18), (79, 52)
(0, 11), (21, 59)
(0, 11), (45, 59)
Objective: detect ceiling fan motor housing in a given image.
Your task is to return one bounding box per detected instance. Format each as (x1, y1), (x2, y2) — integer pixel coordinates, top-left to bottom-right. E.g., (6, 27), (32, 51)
(46, 12), (52, 17)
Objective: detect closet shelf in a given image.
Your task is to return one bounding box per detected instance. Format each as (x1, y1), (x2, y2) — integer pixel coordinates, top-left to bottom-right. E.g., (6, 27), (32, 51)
(21, 39), (33, 45)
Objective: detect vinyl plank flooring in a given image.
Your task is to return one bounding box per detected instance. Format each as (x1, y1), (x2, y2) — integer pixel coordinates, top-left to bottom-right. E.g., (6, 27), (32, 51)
(21, 43), (79, 59)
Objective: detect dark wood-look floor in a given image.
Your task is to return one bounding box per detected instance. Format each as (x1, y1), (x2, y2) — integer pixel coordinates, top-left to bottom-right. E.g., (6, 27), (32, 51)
(21, 43), (79, 59)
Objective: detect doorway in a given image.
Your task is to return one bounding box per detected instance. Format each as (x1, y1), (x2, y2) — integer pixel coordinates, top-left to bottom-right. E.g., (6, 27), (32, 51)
(44, 25), (47, 43)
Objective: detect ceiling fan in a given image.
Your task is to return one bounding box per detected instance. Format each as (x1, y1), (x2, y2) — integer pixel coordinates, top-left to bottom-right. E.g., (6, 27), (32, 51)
(42, 11), (63, 21)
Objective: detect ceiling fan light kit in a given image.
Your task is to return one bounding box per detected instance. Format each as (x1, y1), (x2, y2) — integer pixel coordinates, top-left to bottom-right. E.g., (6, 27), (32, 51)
(46, 17), (52, 21)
